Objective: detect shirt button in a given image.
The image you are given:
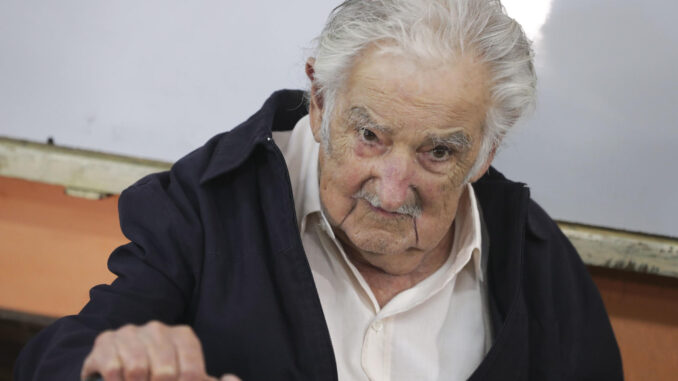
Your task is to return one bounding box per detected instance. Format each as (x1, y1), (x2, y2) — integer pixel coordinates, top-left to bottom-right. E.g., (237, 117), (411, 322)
(372, 320), (383, 331)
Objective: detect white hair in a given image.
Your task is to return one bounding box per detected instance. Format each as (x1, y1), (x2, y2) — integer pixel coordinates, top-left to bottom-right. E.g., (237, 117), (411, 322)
(308, 0), (536, 181)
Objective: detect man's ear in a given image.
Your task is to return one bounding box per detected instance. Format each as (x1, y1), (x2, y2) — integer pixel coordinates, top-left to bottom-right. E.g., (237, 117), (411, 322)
(469, 145), (497, 183)
(305, 58), (323, 143)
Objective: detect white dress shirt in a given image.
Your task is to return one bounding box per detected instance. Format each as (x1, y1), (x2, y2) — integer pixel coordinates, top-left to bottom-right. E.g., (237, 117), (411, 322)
(275, 115), (491, 381)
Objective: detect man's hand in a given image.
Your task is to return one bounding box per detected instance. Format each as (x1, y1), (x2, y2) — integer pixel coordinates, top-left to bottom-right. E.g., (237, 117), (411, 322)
(81, 321), (241, 381)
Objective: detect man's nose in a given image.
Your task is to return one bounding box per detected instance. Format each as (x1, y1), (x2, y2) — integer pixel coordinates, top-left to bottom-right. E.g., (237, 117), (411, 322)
(375, 149), (416, 212)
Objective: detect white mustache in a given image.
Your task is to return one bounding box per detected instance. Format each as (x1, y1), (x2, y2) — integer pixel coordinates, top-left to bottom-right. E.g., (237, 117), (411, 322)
(352, 188), (422, 218)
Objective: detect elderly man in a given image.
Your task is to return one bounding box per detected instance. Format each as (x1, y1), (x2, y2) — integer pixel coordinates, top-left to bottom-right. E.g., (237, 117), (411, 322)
(16, 0), (622, 380)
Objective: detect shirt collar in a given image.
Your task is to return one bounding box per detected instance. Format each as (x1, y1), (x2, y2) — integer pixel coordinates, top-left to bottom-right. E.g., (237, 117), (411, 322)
(281, 115), (483, 282)
(278, 115), (323, 233)
(459, 184), (485, 282)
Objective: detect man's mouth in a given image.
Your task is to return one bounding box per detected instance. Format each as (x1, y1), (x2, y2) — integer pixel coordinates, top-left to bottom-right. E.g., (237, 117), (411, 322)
(366, 202), (406, 218)
(363, 199), (420, 244)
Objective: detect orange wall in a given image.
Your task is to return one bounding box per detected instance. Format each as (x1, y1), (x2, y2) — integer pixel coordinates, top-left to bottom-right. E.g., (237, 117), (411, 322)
(1, 175), (677, 379)
(0, 176), (119, 317)
(591, 267), (678, 380)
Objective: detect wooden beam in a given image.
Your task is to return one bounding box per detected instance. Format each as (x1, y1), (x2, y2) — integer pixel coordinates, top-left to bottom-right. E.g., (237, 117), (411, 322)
(560, 222), (678, 278)
(0, 137), (170, 199)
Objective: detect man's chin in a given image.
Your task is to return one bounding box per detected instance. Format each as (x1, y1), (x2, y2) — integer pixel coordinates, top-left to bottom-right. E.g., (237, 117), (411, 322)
(347, 234), (418, 258)
(336, 230), (426, 275)
(356, 250), (424, 276)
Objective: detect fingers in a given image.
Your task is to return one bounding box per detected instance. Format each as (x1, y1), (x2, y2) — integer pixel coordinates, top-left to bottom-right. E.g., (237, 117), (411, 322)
(115, 325), (150, 381)
(81, 321), (212, 381)
(169, 325), (207, 381)
(138, 321), (179, 381)
(81, 330), (123, 381)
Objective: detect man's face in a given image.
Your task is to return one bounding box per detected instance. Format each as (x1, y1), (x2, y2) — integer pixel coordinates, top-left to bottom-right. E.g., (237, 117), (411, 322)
(308, 48), (492, 276)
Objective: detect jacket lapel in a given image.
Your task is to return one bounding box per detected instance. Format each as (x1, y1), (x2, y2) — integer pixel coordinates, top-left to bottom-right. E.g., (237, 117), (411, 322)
(470, 169), (531, 379)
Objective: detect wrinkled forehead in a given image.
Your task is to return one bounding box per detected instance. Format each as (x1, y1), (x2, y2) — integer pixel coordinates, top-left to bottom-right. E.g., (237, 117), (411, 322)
(337, 46), (491, 134)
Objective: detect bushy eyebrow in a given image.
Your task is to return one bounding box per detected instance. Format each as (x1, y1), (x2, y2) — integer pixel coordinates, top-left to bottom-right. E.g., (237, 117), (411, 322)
(428, 131), (472, 152)
(348, 105), (472, 151)
(348, 106), (393, 134)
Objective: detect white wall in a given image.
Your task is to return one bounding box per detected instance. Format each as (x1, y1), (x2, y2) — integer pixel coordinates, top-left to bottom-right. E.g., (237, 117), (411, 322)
(1, 0), (676, 237)
(493, 0), (678, 238)
(0, 0), (335, 159)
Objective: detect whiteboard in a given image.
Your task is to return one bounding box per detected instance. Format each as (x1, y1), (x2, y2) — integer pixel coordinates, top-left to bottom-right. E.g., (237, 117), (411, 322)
(1, 0), (676, 237)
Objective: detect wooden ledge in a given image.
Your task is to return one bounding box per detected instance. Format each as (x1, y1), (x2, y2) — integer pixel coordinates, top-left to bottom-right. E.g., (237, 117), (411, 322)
(0, 136), (170, 199)
(560, 222), (678, 278)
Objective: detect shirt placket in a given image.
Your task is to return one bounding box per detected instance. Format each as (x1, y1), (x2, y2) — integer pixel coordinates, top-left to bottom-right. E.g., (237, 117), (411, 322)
(361, 316), (392, 381)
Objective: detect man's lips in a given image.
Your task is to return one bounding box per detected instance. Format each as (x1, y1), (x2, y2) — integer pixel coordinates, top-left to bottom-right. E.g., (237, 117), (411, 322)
(366, 202), (406, 218)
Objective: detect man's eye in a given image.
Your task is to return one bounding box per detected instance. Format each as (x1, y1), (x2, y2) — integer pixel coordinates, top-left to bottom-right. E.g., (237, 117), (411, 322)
(429, 145), (453, 161)
(359, 127), (378, 142)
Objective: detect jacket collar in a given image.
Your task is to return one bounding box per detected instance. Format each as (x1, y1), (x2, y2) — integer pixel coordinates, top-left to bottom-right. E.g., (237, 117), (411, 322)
(472, 167), (529, 336)
(200, 89), (308, 184)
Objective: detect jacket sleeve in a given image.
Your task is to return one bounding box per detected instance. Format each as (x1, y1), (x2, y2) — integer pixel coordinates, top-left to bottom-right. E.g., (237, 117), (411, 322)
(14, 169), (205, 381)
(524, 200), (623, 380)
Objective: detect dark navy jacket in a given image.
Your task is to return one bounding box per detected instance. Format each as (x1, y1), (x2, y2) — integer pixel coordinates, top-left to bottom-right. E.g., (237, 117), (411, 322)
(15, 90), (622, 380)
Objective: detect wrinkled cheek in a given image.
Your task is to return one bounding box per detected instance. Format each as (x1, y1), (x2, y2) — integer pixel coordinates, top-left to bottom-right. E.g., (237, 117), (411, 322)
(320, 165), (366, 226)
(435, 192), (461, 223)
(449, 169), (467, 188)
(328, 137), (355, 163)
(417, 179), (459, 211)
(354, 143), (373, 158)
(442, 164), (468, 190)
(418, 205), (458, 244)
(416, 184), (462, 235)
(325, 156), (370, 194)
